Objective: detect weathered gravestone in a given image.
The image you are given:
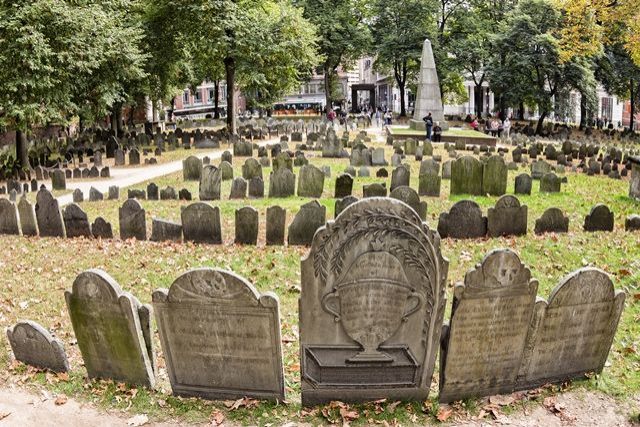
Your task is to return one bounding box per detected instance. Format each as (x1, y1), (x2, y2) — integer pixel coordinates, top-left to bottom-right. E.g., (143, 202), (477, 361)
(183, 156), (203, 181)
(442, 160), (452, 179)
(91, 217), (114, 239)
(35, 189), (65, 238)
(515, 174), (533, 195)
(534, 208), (569, 234)
(288, 200), (325, 246)
(418, 159), (441, 197)
(584, 204), (614, 232)
(517, 268), (624, 390)
(153, 269), (284, 400)
(18, 197), (38, 236)
(363, 183), (387, 198)
(199, 165), (221, 201)
(335, 196), (359, 218)
(65, 270), (155, 386)
(487, 195), (527, 237)
(219, 161), (234, 181)
(390, 165), (410, 192)
(297, 164), (325, 198)
(129, 149), (140, 165)
(151, 218), (183, 243)
(114, 149), (125, 166)
(242, 158), (263, 181)
(540, 173), (561, 193)
(72, 189), (84, 203)
(438, 200), (487, 239)
(108, 186), (120, 200)
(147, 183), (159, 200)
(6, 320), (69, 372)
(482, 155), (507, 196)
(451, 156), (483, 196)
(160, 186), (177, 200)
(626, 214), (640, 231)
(235, 207), (259, 245)
(390, 186), (427, 220)
(229, 177), (247, 199)
(439, 249), (537, 402)
(266, 206), (286, 246)
(334, 174), (354, 199)
(273, 152), (293, 173)
(0, 199), (20, 235)
(181, 202), (222, 244)
(372, 148), (387, 166)
(51, 170), (66, 191)
(269, 168), (296, 198)
(629, 156), (640, 200)
(119, 199), (146, 240)
(531, 159), (552, 179)
(63, 203), (92, 238)
(89, 187), (104, 202)
(299, 198), (448, 405)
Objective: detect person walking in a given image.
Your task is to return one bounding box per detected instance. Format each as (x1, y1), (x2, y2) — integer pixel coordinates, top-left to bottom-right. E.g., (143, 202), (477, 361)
(422, 112), (433, 141)
(503, 117), (511, 138)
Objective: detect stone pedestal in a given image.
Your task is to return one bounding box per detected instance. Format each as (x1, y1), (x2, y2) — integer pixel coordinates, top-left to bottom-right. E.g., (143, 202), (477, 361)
(411, 39), (448, 131)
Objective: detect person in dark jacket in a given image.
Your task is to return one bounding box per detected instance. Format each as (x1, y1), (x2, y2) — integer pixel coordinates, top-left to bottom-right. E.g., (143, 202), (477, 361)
(422, 112), (433, 141)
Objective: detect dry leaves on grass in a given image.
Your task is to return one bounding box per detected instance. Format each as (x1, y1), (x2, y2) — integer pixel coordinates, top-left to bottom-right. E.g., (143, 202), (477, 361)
(320, 401), (359, 425)
(54, 394), (68, 405)
(543, 396), (577, 422)
(210, 409), (225, 426)
(436, 405), (453, 422)
(222, 397), (259, 411)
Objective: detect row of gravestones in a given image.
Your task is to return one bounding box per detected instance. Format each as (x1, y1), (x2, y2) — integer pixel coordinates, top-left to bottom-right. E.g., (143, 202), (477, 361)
(6, 199), (625, 406)
(72, 185), (193, 204)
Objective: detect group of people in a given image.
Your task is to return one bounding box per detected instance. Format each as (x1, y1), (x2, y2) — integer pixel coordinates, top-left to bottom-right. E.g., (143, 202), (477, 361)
(422, 112), (443, 142)
(469, 115), (511, 138)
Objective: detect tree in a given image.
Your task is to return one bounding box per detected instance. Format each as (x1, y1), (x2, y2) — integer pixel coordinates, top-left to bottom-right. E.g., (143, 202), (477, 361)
(597, 43), (640, 130)
(299, 0), (371, 113)
(371, 0), (434, 117)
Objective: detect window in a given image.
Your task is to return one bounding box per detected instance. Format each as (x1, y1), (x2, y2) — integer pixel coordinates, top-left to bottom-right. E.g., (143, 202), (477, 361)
(194, 90), (202, 104)
(183, 91), (190, 105)
(208, 88), (215, 104)
(601, 97), (613, 121)
(364, 59), (371, 70)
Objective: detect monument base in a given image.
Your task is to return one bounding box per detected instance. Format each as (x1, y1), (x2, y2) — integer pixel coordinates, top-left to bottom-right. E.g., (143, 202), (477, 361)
(409, 119), (449, 132)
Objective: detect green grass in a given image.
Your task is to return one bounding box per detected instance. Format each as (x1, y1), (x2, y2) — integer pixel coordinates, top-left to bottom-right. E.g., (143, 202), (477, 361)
(0, 140), (639, 424)
(388, 125), (494, 139)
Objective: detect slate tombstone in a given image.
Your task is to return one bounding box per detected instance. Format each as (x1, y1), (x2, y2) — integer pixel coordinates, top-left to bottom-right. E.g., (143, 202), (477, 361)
(438, 200), (487, 239)
(160, 187), (177, 200)
(390, 165), (410, 192)
(273, 152), (293, 173)
(300, 198), (448, 405)
(119, 199), (146, 240)
(153, 269), (284, 400)
(487, 195), (528, 237)
(72, 188), (84, 203)
(219, 161), (234, 181)
(129, 149), (141, 165)
(482, 155), (507, 196)
(531, 159), (552, 179)
(235, 207), (259, 245)
(358, 166), (370, 177)
(442, 160), (452, 179)
(372, 148), (387, 166)
(418, 159), (441, 197)
(0, 199), (20, 235)
(584, 204), (614, 232)
(91, 217), (114, 239)
(242, 158), (263, 181)
(518, 268), (624, 390)
(114, 149), (125, 166)
(625, 215), (640, 231)
(334, 174), (354, 198)
(297, 164), (325, 198)
(108, 186), (120, 200)
(183, 156), (203, 181)
(35, 189), (65, 238)
(363, 183), (387, 198)
(514, 174), (533, 195)
(221, 150), (233, 164)
(451, 156), (484, 196)
(9, 189), (17, 202)
(18, 197), (38, 236)
(181, 202), (222, 244)
(51, 169), (66, 191)
(335, 196), (359, 218)
(6, 320), (69, 372)
(376, 168), (388, 178)
(268, 168), (296, 198)
(65, 270), (155, 387)
(151, 218), (183, 243)
(439, 249), (538, 402)
(534, 208), (570, 234)
(288, 200), (326, 246)
(629, 156), (640, 200)
(266, 206), (286, 246)
(390, 186), (427, 220)
(147, 183), (159, 200)
(229, 177), (248, 199)
(199, 165), (221, 201)
(63, 203), (92, 238)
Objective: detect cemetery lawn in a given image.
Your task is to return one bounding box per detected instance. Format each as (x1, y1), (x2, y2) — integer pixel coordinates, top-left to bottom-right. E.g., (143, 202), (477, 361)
(1, 144), (639, 424)
(387, 126), (490, 139)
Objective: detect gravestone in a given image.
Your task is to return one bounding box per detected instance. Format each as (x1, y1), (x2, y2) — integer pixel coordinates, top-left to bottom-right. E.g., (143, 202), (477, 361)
(65, 270), (155, 386)
(183, 156), (203, 181)
(91, 217), (113, 239)
(482, 155), (507, 196)
(629, 157), (640, 200)
(514, 174), (532, 195)
(442, 160), (452, 179)
(487, 195), (528, 237)
(540, 173), (561, 193)
(9, 189), (17, 202)
(108, 186), (120, 200)
(6, 320), (69, 372)
(297, 164), (325, 198)
(221, 151), (232, 164)
(235, 207), (259, 245)
(300, 198), (448, 405)
(229, 177), (248, 199)
(334, 174), (354, 198)
(439, 249), (537, 402)
(288, 200), (325, 246)
(534, 208), (569, 234)
(153, 269), (284, 400)
(73, 189), (84, 203)
(584, 204), (614, 232)
(625, 214), (640, 231)
(358, 166), (370, 177)
(151, 218), (183, 243)
(266, 206), (286, 246)
(451, 156), (483, 196)
(438, 200), (487, 239)
(390, 186), (427, 220)
(376, 168), (389, 178)
(0, 199), (20, 235)
(418, 159), (441, 197)
(517, 268), (624, 390)
(247, 177), (264, 198)
(372, 148), (387, 166)
(89, 187), (103, 202)
(273, 152), (293, 173)
(119, 199), (146, 240)
(179, 189), (192, 201)
(114, 149), (125, 166)
(129, 149), (141, 165)
(199, 165), (221, 201)
(390, 165), (410, 192)
(35, 189), (65, 238)
(531, 159), (552, 179)
(160, 187), (177, 200)
(363, 183), (387, 198)
(62, 203), (92, 238)
(219, 161), (234, 181)
(242, 158), (263, 181)
(335, 196), (359, 218)
(268, 168), (296, 198)
(18, 197), (38, 236)
(147, 183), (159, 200)
(127, 189), (146, 200)
(51, 170), (66, 191)
(181, 202), (222, 244)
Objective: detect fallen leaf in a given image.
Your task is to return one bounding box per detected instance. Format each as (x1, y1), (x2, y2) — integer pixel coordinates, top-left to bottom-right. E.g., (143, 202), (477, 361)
(54, 394), (68, 405)
(210, 409), (225, 426)
(489, 394), (515, 406)
(126, 414), (149, 426)
(436, 406), (453, 422)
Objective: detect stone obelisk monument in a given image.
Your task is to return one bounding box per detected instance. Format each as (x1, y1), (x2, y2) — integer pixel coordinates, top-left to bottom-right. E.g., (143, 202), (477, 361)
(410, 39), (447, 131)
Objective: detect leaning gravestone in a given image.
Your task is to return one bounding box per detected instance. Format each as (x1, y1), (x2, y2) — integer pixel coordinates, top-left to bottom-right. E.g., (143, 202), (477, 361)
(268, 168), (296, 198)
(0, 199), (20, 235)
(62, 203), (92, 238)
(534, 208), (569, 234)
(235, 207), (258, 245)
(584, 204), (614, 232)
(150, 219), (183, 243)
(65, 270), (155, 386)
(487, 195), (527, 237)
(266, 206), (286, 246)
(439, 249), (538, 402)
(482, 155), (507, 196)
(390, 186), (427, 220)
(18, 197), (38, 236)
(181, 202), (222, 244)
(6, 320), (69, 372)
(299, 198), (448, 405)
(119, 199), (146, 240)
(418, 159), (441, 197)
(297, 164), (325, 198)
(515, 174), (532, 195)
(451, 156), (483, 196)
(438, 200), (487, 239)
(35, 189), (65, 238)
(72, 189), (84, 203)
(199, 165), (221, 201)
(153, 269), (284, 400)
(89, 187), (104, 202)
(517, 268), (624, 390)
(183, 156), (203, 181)
(287, 200), (325, 246)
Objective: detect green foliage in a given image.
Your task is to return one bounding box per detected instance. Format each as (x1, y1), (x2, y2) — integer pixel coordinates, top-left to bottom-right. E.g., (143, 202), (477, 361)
(0, 146), (20, 179)
(442, 72), (469, 105)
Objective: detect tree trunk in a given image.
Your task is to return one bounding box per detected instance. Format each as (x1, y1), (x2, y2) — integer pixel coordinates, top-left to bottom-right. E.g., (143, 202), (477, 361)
(398, 81), (406, 117)
(110, 109), (118, 137)
(474, 84), (484, 117)
(518, 101), (525, 121)
(15, 129), (29, 169)
(225, 57), (236, 134)
(536, 111), (548, 135)
(579, 92), (587, 130)
(324, 65), (333, 114)
(115, 103), (123, 135)
(630, 79), (636, 132)
(214, 79), (220, 119)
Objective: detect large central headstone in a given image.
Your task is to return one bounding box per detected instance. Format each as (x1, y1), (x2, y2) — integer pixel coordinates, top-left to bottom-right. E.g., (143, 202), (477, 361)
(410, 39), (446, 131)
(300, 198), (448, 405)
